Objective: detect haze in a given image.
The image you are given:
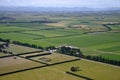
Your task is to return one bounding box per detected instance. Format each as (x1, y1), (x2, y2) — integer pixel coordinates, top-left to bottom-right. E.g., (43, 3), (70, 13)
(0, 0), (120, 8)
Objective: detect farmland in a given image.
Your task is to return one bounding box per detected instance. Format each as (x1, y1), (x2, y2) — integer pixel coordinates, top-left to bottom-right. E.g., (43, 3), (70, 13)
(0, 11), (120, 80)
(30, 53), (78, 64)
(0, 58), (120, 80)
(0, 56), (43, 74)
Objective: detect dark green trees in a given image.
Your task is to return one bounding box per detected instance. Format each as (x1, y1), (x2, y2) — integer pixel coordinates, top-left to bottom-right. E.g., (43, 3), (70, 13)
(57, 46), (83, 58)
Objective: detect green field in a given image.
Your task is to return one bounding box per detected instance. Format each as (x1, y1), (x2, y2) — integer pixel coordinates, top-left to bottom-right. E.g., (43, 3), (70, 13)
(0, 11), (120, 60)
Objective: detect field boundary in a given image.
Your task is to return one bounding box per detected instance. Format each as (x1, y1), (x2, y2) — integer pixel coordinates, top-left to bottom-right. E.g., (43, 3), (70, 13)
(66, 71), (94, 80)
(0, 58), (80, 76)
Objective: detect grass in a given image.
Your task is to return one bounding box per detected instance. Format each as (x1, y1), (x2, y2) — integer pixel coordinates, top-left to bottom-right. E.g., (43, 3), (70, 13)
(0, 26), (34, 32)
(0, 12), (120, 59)
(49, 59), (120, 80)
(0, 59), (120, 80)
(100, 54), (120, 61)
(31, 53), (78, 64)
(5, 44), (39, 54)
(22, 29), (83, 38)
(44, 32), (120, 48)
(0, 66), (83, 80)
(109, 25), (120, 31)
(99, 46), (120, 52)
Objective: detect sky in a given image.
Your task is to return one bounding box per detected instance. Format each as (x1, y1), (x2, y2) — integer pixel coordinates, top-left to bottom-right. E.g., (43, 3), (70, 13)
(0, 0), (120, 8)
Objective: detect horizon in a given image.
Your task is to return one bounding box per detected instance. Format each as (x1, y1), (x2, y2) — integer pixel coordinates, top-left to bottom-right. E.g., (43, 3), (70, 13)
(0, 0), (120, 8)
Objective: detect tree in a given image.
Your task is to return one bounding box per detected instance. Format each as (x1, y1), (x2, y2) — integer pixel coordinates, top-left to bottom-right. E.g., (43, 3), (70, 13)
(71, 67), (79, 72)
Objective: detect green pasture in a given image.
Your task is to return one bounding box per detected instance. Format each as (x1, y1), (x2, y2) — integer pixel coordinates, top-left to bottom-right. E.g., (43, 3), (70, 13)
(0, 33), (55, 47)
(99, 46), (120, 53)
(0, 11), (120, 61)
(22, 29), (83, 38)
(109, 25), (120, 30)
(0, 26), (34, 32)
(100, 54), (120, 61)
(43, 32), (120, 60)
(44, 32), (120, 48)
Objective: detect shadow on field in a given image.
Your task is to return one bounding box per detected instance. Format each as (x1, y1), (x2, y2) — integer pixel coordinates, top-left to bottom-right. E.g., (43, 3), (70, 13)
(66, 71), (94, 80)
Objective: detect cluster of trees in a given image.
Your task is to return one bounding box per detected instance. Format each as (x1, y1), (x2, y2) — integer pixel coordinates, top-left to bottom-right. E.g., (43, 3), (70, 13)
(0, 41), (13, 54)
(83, 55), (120, 66)
(0, 38), (10, 51)
(57, 46), (83, 58)
(45, 46), (56, 51)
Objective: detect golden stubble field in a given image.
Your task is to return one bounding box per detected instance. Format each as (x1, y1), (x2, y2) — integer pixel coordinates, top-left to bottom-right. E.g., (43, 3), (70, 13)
(0, 56), (44, 74)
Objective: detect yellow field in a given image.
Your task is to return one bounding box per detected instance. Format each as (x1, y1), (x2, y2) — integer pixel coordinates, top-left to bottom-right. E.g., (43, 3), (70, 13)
(31, 53), (78, 64)
(0, 56), (44, 74)
(0, 59), (120, 80)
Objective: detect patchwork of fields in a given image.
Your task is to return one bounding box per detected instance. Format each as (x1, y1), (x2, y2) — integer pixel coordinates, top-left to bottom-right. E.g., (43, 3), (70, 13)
(0, 11), (120, 80)
(0, 44), (120, 80)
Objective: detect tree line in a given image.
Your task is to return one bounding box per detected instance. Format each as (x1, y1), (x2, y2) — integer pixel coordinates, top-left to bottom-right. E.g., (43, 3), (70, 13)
(83, 55), (120, 66)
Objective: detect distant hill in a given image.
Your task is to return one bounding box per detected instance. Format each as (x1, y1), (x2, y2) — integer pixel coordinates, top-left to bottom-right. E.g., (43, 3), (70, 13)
(0, 7), (120, 12)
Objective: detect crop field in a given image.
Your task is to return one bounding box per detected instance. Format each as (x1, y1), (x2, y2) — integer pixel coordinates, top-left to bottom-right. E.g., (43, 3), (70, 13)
(20, 52), (47, 57)
(0, 52), (10, 57)
(0, 11), (120, 80)
(31, 53), (78, 64)
(0, 59), (120, 80)
(0, 56), (44, 75)
(49, 59), (120, 80)
(43, 32), (120, 60)
(4, 44), (40, 54)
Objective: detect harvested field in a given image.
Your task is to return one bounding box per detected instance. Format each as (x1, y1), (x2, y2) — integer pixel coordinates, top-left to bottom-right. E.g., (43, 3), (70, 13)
(0, 56), (44, 74)
(31, 53), (78, 64)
